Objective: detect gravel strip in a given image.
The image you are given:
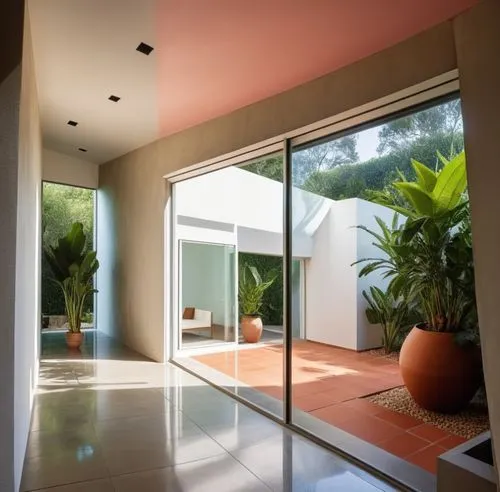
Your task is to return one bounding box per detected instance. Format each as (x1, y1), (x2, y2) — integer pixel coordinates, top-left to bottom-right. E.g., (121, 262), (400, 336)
(367, 348), (400, 362)
(367, 386), (489, 439)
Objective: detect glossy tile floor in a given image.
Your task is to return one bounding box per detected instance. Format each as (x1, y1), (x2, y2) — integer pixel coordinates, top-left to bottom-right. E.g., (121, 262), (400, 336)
(193, 341), (464, 474)
(23, 333), (397, 491)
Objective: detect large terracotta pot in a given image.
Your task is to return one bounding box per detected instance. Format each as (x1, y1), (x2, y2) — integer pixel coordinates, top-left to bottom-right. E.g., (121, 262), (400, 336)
(65, 331), (84, 350)
(241, 316), (263, 343)
(400, 326), (482, 413)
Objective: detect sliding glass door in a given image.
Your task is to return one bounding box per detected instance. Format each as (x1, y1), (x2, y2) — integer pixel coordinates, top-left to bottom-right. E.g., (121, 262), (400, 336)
(179, 240), (236, 349)
(170, 92), (472, 486)
(172, 153), (285, 419)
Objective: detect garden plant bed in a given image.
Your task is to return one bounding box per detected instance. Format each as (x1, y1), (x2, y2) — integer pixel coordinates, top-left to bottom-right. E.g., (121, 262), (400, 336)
(367, 386), (489, 439)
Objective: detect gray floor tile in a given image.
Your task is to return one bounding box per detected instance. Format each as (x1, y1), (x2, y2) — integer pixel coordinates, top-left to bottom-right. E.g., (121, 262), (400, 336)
(21, 448), (109, 491)
(101, 432), (226, 476)
(112, 454), (270, 492)
(230, 433), (383, 492)
(35, 478), (114, 492)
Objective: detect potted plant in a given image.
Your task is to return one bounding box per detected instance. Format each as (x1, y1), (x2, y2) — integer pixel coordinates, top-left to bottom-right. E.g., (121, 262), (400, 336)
(239, 264), (276, 343)
(44, 222), (99, 349)
(357, 152), (482, 413)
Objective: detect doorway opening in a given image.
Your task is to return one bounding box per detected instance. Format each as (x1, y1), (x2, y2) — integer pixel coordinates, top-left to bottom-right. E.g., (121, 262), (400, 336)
(41, 182), (96, 358)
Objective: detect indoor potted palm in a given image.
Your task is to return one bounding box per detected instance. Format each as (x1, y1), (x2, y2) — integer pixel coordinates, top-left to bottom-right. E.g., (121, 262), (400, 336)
(239, 264), (276, 343)
(44, 222), (99, 349)
(357, 151), (482, 413)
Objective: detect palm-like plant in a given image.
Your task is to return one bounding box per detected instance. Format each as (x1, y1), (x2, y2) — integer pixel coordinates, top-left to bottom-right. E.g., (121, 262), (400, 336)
(44, 222), (99, 333)
(357, 151), (477, 336)
(363, 286), (411, 354)
(239, 265), (276, 317)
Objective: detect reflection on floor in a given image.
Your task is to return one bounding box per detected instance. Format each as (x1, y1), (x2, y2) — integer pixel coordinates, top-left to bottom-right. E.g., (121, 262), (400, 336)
(24, 332), (396, 491)
(41, 329), (150, 361)
(193, 341), (465, 474)
(182, 327), (282, 349)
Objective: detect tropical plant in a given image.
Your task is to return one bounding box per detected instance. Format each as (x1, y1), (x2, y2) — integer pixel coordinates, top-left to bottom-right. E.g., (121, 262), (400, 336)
(239, 265), (276, 317)
(42, 183), (94, 315)
(363, 286), (410, 354)
(356, 151), (478, 338)
(44, 222), (99, 333)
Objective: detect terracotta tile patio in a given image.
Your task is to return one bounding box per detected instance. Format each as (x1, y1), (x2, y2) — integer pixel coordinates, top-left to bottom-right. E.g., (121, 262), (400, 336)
(194, 340), (467, 474)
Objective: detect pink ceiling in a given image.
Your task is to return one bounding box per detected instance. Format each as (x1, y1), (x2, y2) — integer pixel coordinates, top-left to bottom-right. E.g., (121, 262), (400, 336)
(157, 0), (478, 137)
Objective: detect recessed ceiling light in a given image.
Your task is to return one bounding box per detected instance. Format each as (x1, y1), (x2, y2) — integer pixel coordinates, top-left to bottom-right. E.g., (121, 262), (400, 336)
(67, 120), (78, 126)
(136, 42), (154, 55)
(78, 148), (88, 153)
(108, 95), (121, 102)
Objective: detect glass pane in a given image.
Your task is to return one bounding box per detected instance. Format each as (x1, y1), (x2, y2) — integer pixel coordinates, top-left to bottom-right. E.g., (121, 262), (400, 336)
(180, 241), (236, 348)
(290, 98), (482, 477)
(173, 153), (284, 419)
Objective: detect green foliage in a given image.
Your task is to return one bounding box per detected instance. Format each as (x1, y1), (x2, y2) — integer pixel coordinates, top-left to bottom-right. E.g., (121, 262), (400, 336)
(363, 286), (410, 354)
(239, 253), (283, 325)
(377, 99), (463, 156)
(42, 183), (94, 315)
(302, 132), (464, 201)
(238, 264), (276, 317)
(356, 152), (478, 338)
(243, 156), (283, 183)
(44, 223), (99, 333)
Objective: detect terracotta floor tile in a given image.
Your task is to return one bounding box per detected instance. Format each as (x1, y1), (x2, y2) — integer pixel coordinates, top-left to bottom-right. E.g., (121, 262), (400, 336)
(378, 433), (430, 458)
(436, 434), (467, 450)
(409, 424), (450, 443)
(407, 444), (446, 474)
(292, 380), (330, 398)
(374, 409), (423, 430)
(342, 399), (386, 416)
(293, 392), (340, 412)
(335, 414), (405, 445)
(310, 403), (366, 426)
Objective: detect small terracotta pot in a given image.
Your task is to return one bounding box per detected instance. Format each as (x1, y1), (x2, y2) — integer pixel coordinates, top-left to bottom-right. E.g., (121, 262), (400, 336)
(241, 316), (263, 343)
(65, 331), (84, 350)
(400, 325), (482, 413)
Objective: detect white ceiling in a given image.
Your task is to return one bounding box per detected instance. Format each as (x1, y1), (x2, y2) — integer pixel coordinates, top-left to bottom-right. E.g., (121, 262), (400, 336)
(28, 0), (159, 164)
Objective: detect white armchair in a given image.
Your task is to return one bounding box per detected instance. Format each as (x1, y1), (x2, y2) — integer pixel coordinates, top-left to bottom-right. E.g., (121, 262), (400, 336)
(181, 308), (213, 338)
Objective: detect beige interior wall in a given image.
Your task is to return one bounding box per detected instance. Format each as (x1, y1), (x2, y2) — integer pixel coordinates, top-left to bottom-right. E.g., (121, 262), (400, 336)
(43, 148), (98, 189)
(454, 0), (500, 481)
(0, 0), (24, 488)
(98, 22), (456, 362)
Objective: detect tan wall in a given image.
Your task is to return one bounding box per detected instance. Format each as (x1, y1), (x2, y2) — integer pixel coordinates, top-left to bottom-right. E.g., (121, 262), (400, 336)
(454, 0), (500, 479)
(43, 148), (99, 189)
(98, 21), (456, 362)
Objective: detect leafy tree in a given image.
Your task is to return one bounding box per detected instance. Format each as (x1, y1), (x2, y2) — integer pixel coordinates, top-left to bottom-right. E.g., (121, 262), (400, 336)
(292, 135), (359, 185)
(242, 135), (358, 186)
(302, 132), (464, 201)
(243, 155), (283, 183)
(377, 99), (463, 158)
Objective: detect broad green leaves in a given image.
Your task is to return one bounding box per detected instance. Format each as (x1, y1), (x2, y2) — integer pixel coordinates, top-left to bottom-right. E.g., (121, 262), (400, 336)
(363, 286), (410, 354)
(356, 150), (477, 336)
(44, 222), (99, 332)
(374, 151), (467, 220)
